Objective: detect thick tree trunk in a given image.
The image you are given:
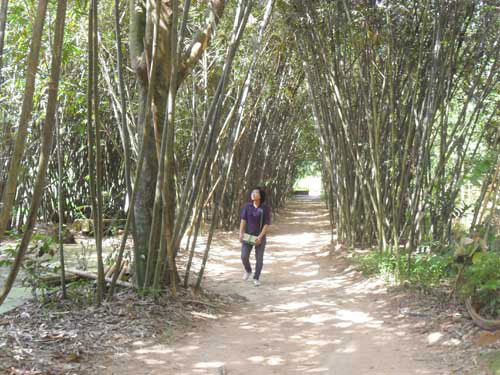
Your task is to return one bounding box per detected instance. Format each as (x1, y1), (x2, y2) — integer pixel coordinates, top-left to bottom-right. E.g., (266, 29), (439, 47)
(108, 100), (151, 299)
(129, 0), (228, 290)
(151, 0), (180, 294)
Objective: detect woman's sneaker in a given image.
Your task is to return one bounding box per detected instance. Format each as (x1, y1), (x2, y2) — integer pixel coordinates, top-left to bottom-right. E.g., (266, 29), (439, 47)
(243, 272), (252, 281)
(253, 279), (261, 286)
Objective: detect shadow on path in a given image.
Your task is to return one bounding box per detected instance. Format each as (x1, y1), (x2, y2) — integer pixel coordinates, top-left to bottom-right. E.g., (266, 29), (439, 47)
(105, 199), (448, 375)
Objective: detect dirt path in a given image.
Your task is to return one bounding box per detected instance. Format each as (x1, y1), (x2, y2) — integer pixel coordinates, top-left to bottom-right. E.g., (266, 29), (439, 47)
(105, 199), (450, 375)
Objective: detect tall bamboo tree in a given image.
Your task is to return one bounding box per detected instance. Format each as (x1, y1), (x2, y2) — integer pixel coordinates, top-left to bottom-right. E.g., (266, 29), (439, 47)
(0, 0), (48, 242)
(0, 0), (68, 306)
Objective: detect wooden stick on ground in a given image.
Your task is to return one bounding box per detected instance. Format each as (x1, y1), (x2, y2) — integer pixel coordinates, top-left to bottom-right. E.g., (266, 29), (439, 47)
(66, 268), (134, 288)
(40, 274), (80, 287)
(117, 260), (128, 281)
(105, 262), (118, 279)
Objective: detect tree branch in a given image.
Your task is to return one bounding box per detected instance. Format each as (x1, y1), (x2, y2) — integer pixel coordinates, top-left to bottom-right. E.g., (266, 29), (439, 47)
(177, 0), (226, 88)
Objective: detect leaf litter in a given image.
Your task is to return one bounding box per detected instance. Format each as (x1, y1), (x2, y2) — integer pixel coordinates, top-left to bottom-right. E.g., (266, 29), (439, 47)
(388, 284), (500, 375)
(0, 285), (233, 375)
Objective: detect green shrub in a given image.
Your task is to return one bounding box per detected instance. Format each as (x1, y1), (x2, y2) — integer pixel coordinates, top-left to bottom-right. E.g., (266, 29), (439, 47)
(355, 240), (499, 318)
(404, 253), (451, 289)
(355, 251), (397, 278)
(22, 234), (58, 300)
(355, 249), (451, 289)
(462, 251), (500, 318)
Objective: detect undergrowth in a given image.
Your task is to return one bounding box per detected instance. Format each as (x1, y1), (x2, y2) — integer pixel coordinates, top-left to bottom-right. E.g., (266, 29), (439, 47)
(354, 238), (500, 318)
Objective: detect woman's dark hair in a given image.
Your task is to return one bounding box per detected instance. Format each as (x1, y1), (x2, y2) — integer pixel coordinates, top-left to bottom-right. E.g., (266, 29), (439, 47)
(250, 186), (266, 203)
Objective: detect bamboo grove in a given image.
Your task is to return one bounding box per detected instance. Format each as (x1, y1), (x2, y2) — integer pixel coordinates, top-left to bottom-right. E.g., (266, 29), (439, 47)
(0, 0), (499, 306)
(0, 0), (315, 304)
(293, 1), (499, 261)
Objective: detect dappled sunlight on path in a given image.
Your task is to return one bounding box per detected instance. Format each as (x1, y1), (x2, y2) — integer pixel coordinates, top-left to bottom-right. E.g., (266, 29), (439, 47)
(105, 199), (448, 375)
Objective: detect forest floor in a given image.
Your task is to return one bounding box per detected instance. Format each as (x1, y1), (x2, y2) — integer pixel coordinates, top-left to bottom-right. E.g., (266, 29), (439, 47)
(1, 198), (498, 374)
(102, 198), (497, 375)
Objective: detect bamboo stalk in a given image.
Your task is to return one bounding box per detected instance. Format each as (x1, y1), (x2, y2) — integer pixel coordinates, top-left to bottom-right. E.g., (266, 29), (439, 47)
(0, 0), (67, 306)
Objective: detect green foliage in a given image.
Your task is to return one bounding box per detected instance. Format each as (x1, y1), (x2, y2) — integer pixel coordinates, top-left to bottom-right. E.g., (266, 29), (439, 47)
(0, 234), (99, 305)
(295, 160), (321, 180)
(64, 279), (96, 306)
(462, 251), (500, 317)
(355, 249), (451, 290)
(21, 234), (57, 300)
(464, 152), (496, 187)
(356, 235), (500, 318)
(404, 253), (451, 289)
(40, 279), (96, 308)
(355, 251), (398, 278)
(452, 235), (500, 317)
(481, 351), (500, 375)
(0, 246), (17, 267)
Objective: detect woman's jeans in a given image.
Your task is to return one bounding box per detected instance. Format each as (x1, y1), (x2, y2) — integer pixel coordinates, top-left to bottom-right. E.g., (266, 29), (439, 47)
(241, 238), (266, 280)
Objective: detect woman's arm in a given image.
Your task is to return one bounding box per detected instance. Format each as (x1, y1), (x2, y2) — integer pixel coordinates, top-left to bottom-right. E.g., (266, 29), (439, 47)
(258, 224), (269, 240)
(239, 219), (246, 243)
(257, 205), (271, 243)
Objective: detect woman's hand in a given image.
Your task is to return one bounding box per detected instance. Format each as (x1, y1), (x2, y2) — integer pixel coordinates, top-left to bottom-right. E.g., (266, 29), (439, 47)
(255, 236), (262, 246)
(239, 232), (244, 243)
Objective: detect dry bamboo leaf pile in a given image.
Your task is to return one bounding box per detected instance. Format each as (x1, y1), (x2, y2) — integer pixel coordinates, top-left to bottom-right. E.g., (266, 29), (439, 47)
(0, 288), (229, 374)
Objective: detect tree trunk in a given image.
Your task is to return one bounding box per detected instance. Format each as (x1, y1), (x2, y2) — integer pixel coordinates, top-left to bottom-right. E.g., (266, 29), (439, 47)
(129, 0), (228, 290)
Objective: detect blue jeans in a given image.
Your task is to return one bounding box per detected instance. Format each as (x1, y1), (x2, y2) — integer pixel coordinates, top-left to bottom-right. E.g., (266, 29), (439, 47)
(241, 238), (266, 280)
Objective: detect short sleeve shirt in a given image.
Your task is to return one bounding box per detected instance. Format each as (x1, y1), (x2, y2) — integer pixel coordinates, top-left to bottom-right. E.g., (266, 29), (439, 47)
(240, 203), (271, 236)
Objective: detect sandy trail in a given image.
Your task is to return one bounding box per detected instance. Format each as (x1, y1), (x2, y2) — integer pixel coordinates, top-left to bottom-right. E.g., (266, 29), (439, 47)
(105, 199), (448, 375)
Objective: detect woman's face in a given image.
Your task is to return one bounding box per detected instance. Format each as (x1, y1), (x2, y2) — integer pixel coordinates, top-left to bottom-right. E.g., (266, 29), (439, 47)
(251, 189), (261, 201)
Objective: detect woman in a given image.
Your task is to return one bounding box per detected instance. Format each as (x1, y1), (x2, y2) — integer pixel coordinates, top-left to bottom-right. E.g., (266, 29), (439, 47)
(239, 187), (271, 286)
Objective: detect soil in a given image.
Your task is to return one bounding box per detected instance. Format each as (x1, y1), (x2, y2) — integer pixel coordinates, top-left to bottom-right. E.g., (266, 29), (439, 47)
(101, 198), (460, 375)
(2, 198), (497, 375)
